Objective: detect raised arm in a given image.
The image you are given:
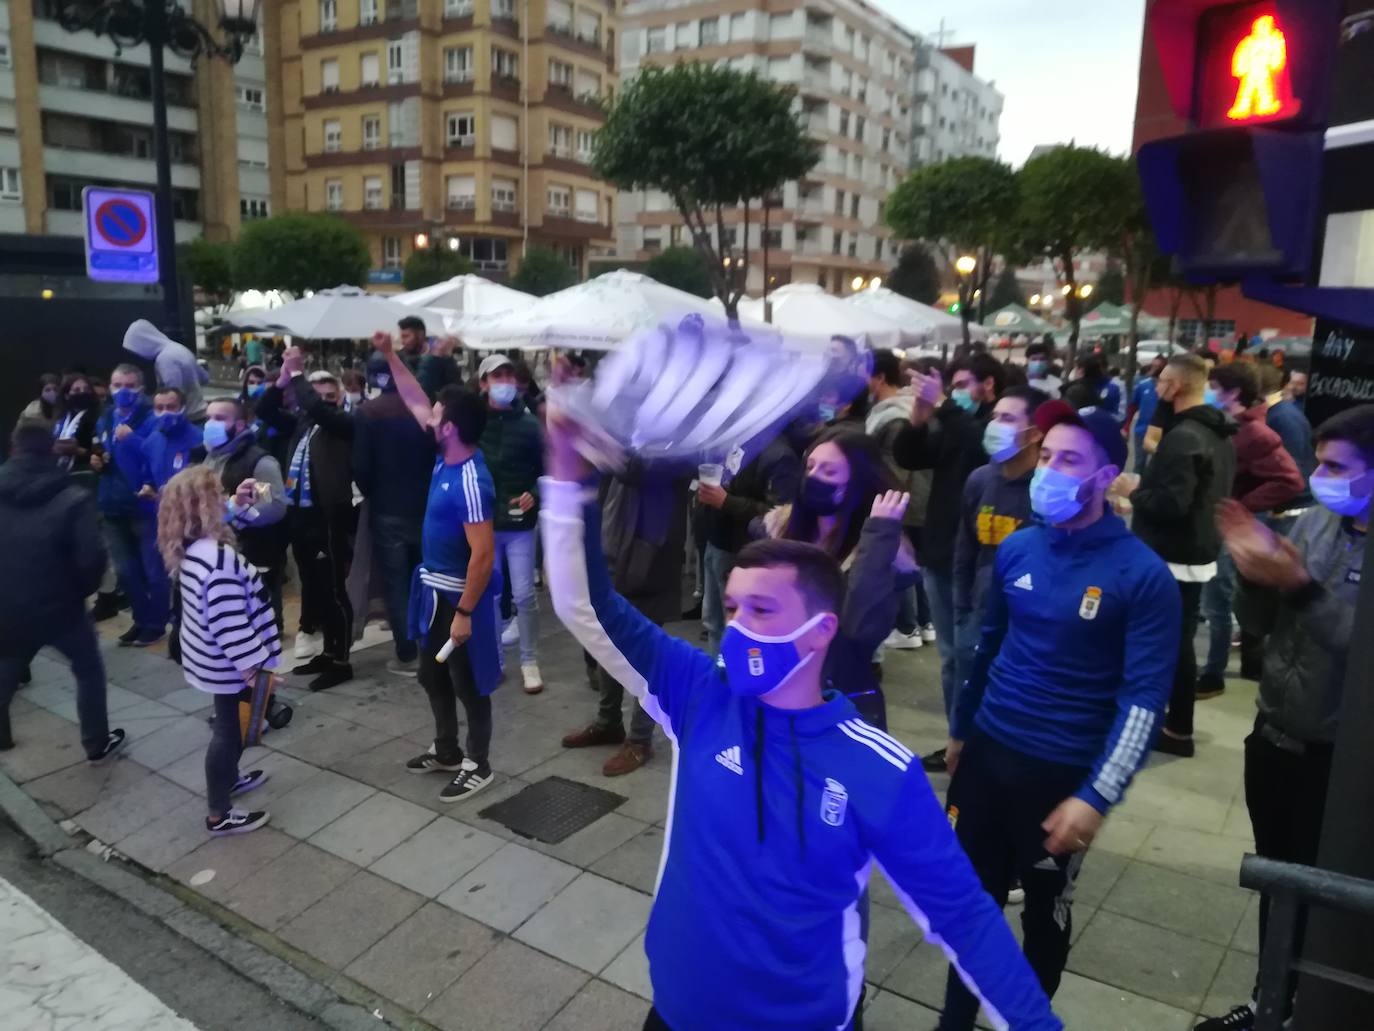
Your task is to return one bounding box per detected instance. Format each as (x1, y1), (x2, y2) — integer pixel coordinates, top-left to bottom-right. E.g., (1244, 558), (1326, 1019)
(373, 331), (436, 429)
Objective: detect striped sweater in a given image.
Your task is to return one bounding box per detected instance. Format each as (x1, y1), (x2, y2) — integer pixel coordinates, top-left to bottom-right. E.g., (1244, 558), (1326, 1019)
(178, 537), (282, 694)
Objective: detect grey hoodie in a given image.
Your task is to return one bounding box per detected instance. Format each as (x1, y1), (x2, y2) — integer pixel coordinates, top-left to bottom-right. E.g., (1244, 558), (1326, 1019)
(865, 389), (928, 527)
(123, 320), (209, 419)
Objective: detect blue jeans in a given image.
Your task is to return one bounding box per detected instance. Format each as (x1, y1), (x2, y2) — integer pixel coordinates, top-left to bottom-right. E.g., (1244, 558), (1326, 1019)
(896, 580), (933, 635)
(1133, 434), (1149, 475)
(1201, 547), (1237, 677)
(371, 513), (423, 662)
(496, 529), (539, 664)
(923, 568), (959, 724)
(702, 543), (733, 656)
(104, 512), (169, 631)
(953, 609), (981, 688)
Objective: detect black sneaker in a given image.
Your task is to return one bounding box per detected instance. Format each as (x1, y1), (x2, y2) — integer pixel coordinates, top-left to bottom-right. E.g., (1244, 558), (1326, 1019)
(206, 808), (270, 835)
(439, 761), (493, 802)
(308, 662), (353, 693)
(91, 592), (124, 622)
(87, 728), (127, 763)
(920, 747), (948, 773)
(292, 653), (335, 676)
(231, 770), (269, 796)
(133, 628), (166, 648)
(117, 625), (142, 647)
(405, 747), (464, 774)
(1153, 731), (1196, 758)
(1194, 1004), (1256, 1030)
(1196, 672), (1226, 700)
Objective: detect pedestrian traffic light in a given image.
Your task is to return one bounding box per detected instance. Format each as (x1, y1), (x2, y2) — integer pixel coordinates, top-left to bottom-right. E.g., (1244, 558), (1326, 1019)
(1136, 0), (1346, 281)
(948, 302), (961, 314)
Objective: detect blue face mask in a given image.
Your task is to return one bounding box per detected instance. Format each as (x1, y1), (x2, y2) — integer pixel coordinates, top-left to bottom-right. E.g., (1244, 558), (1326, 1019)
(718, 613), (827, 698)
(950, 388), (979, 413)
(113, 387), (141, 409)
(1030, 466), (1089, 524)
(1204, 386), (1222, 408)
(1028, 361), (1048, 379)
(1309, 473), (1372, 518)
(202, 419), (232, 451)
(158, 412), (186, 434)
(247, 382), (267, 399)
(817, 404), (837, 423)
(489, 382), (517, 407)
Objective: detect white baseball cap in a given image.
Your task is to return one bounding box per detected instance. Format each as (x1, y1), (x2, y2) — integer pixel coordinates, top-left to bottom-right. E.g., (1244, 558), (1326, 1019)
(478, 354), (514, 379)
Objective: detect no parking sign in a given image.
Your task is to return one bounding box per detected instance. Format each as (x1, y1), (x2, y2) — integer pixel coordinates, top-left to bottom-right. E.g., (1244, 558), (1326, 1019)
(83, 186), (159, 284)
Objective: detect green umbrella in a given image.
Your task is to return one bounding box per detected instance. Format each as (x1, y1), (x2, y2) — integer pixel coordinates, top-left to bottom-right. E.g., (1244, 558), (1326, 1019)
(982, 304), (1053, 333)
(1078, 302), (1131, 336)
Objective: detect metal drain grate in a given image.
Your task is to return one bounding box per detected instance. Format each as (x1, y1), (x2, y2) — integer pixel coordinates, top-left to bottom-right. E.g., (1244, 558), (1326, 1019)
(478, 776), (627, 844)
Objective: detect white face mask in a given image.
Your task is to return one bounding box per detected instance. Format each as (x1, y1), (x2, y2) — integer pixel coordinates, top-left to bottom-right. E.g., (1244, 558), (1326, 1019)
(345, 392), (362, 406)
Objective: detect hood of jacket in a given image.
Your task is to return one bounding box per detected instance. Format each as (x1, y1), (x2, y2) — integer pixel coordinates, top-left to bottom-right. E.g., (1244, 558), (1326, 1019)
(1039, 507), (1134, 550)
(0, 455), (75, 507)
(1174, 403), (1238, 439)
(864, 391), (912, 436)
(122, 318), (170, 360)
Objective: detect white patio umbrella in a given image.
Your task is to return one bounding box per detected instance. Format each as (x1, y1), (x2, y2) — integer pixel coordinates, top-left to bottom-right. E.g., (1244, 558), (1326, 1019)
(222, 286), (433, 339)
(844, 286), (986, 346)
(455, 269), (773, 350)
(735, 284), (914, 349)
(393, 274), (530, 314)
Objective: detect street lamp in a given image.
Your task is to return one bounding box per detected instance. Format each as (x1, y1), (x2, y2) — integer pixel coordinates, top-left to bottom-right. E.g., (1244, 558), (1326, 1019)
(1078, 283), (1094, 299)
(413, 232), (431, 251)
(954, 254), (977, 348)
(955, 255), (977, 276)
(1030, 293), (1041, 306)
(56, 0), (262, 344)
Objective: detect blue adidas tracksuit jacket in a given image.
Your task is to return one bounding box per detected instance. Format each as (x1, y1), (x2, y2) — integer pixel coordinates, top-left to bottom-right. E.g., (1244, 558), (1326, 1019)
(542, 478), (1060, 1031)
(953, 512), (1181, 812)
(95, 399), (156, 517)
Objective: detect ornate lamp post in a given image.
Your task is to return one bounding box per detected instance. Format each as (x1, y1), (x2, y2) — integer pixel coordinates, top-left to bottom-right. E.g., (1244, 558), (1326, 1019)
(55, 0), (262, 343)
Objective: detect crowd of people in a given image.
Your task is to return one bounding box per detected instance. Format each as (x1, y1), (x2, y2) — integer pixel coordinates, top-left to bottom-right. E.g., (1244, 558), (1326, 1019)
(0, 313), (1366, 1031)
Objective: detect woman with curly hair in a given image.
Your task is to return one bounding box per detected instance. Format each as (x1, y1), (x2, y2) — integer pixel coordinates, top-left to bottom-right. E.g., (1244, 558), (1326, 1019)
(158, 466), (281, 835)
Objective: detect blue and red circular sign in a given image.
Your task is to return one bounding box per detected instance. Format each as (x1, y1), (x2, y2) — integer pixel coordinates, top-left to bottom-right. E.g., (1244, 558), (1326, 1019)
(93, 198), (149, 248)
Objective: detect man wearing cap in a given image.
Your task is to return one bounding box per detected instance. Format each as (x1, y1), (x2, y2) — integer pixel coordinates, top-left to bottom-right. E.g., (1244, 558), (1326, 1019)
(936, 401), (1180, 1031)
(475, 353), (546, 693)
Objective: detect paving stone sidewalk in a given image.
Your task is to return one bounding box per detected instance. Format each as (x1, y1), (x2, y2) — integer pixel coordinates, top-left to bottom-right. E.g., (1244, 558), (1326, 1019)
(2, 608), (1263, 1031)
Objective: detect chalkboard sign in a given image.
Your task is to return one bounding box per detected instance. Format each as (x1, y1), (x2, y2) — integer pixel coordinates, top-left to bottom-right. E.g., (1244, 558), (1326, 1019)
(1308, 318), (1374, 428)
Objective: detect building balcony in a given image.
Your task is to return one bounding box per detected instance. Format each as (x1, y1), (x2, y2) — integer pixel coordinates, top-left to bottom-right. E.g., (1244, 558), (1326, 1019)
(491, 74), (522, 101)
(800, 68), (831, 94)
(42, 145), (200, 189)
(37, 82), (197, 132)
(804, 26), (833, 49)
(447, 196), (477, 211)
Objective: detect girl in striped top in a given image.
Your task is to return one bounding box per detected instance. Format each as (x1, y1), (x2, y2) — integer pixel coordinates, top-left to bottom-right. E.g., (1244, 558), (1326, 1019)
(158, 467), (282, 835)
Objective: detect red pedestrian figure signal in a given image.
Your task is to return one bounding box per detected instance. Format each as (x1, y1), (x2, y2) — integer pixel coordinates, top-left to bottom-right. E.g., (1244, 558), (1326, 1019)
(1226, 14), (1298, 122)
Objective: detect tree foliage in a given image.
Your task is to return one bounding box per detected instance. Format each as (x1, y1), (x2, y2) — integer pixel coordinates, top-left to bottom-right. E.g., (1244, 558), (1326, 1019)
(988, 266), (1025, 311)
(1094, 264), (1126, 307)
(180, 238), (235, 307)
(233, 213), (371, 295)
(643, 246), (713, 298)
(593, 62), (820, 317)
(510, 246), (577, 297)
(402, 246), (475, 291)
(886, 245), (942, 305)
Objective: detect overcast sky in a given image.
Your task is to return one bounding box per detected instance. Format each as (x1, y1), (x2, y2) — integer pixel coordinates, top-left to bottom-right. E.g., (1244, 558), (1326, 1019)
(877, 0), (1148, 166)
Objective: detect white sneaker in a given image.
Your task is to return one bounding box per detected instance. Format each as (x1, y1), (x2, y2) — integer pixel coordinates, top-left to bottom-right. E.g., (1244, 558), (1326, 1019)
(920, 624), (937, 644)
(1006, 884), (1026, 906)
(293, 632), (321, 660)
(884, 628), (923, 650)
(521, 662), (544, 694)
(501, 622), (520, 646)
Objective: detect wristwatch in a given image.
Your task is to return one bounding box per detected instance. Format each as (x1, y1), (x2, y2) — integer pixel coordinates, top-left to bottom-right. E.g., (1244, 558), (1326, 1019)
(455, 604), (474, 618)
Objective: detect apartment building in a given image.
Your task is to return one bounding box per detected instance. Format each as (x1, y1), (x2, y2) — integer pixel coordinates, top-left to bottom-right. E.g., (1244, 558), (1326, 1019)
(264, 0), (618, 285)
(616, 0), (915, 294)
(910, 42), (1002, 166)
(0, 0), (269, 243)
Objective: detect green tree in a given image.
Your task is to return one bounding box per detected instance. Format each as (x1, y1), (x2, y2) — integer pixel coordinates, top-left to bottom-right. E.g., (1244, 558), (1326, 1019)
(987, 266), (1025, 311)
(179, 238), (235, 308)
(886, 245), (942, 305)
(1094, 263), (1126, 307)
(644, 246), (713, 298)
(885, 156), (1019, 346)
(402, 246), (475, 291)
(510, 246), (577, 296)
(233, 213), (370, 295)
(1017, 145), (1127, 362)
(593, 62), (820, 318)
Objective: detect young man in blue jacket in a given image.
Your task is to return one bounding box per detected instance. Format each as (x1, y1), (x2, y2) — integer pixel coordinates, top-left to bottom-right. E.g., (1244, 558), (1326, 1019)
(140, 388), (203, 493)
(93, 363), (168, 647)
(938, 402), (1180, 1030)
(542, 400), (1060, 1031)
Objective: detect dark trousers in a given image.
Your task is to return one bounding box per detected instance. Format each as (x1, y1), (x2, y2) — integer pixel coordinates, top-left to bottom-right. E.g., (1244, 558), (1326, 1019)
(1244, 717), (1334, 1008)
(418, 592), (492, 769)
(0, 620), (109, 756)
(938, 733), (1087, 1031)
(370, 513), (423, 662)
(206, 692), (243, 816)
(1165, 580), (1204, 737)
(104, 512), (169, 631)
(591, 641), (658, 745)
(290, 504), (355, 661)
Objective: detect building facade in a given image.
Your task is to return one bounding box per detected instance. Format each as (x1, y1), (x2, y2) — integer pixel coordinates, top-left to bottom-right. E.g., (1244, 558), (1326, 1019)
(910, 43), (1001, 167)
(0, 0), (268, 243)
(264, 0), (618, 286)
(616, 0), (916, 295)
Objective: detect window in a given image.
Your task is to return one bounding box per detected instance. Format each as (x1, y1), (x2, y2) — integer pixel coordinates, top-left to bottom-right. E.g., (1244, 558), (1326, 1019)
(492, 48), (518, 80)
(547, 183), (571, 215)
(847, 239), (857, 257)
(873, 237), (883, 260)
(459, 236), (509, 270)
(364, 176), (383, 209)
(387, 41), (404, 83)
(240, 197), (269, 220)
(325, 179), (343, 211)
(574, 188), (598, 223)
(834, 189), (844, 216)
(446, 175), (476, 209)
(0, 33), (10, 68)
(882, 128), (890, 151)
(321, 59), (339, 93)
(319, 0), (336, 32)
(360, 0), (378, 24)
(849, 195), (859, 219)
(575, 129), (594, 161)
(362, 115), (381, 149)
(855, 115), (865, 142)
(576, 10), (601, 45)
(492, 0), (514, 19)
(491, 177), (517, 212)
(490, 113), (518, 150)
(763, 227), (781, 248)
(443, 47), (473, 83)
(446, 111), (475, 146)
(361, 53), (380, 86)
(382, 236), (402, 269)
(548, 59), (573, 89)
(0, 167), (20, 202)
(323, 119), (342, 152)
(642, 229), (662, 253)
(646, 27), (666, 53)
(700, 19), (718, 45)
(548, 123), (572, 158)
(832, 231), (841, 255)
(444, 0), (472, 15)
(838, 110), (849, 135)
(574, 69), (601, 98)
(235, 85), (265, 111)
(547, 0), (572, 33)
